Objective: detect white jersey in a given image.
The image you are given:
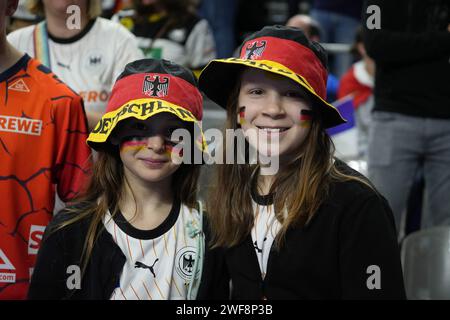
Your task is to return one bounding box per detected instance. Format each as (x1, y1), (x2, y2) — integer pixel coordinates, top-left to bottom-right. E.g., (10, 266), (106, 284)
(251, 194), (282, 279)
(113, 10), (216, 69)
(103, 201), (203, 300)
(7, 17), (143, 114)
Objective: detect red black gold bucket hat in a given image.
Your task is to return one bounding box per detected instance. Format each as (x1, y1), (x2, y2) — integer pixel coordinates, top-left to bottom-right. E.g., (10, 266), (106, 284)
(87, 59), (206, 151)
(199, 25), (346, 128)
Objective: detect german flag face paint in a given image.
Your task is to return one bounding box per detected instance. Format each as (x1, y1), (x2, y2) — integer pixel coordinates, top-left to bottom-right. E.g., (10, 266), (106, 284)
(164, 143), (184, 161)
(120, 138), (148, 153)
(300, 109), (313, 127)
(120, 136), (185, 160)
(239, 106), (246, 125)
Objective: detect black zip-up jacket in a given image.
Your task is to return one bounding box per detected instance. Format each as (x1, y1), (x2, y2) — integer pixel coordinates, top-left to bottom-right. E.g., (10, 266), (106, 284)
(363, 0), (450, 118)
(198, 160), (406, 299)
(27, 209), (126, 300)
(28, 199), (206, 300)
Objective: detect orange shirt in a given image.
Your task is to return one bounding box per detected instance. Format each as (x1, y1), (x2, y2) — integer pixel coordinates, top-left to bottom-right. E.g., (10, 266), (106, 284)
(0, 55), (91, 299)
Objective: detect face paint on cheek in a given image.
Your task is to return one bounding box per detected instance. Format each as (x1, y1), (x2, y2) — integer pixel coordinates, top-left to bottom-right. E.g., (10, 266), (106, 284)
(300, 109), (313, 127)
(120, 139), (147, 153)
(239, 106), (246, 125)
(195, 134), (206, 151)
(165, 144), (184, 160)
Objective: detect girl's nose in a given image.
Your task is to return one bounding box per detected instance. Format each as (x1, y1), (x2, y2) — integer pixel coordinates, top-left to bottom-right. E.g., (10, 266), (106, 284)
(146, 135), (165, 153)
(261, 92), (286, 118)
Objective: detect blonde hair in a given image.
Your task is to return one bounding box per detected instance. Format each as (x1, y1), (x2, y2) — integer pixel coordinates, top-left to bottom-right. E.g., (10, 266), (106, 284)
(28, 0), (102, 19)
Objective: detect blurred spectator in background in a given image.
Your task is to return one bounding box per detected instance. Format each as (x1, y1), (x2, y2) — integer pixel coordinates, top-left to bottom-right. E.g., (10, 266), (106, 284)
(6, 0), (41, 33)
(114, 0), (216, 75)
(363, 0), (450, 234)
(310, 0), (363, 77)
(338, 26), (374, 159)
(288, 0), (312, 18)
(286, 13), (338, 102)
(198, 0), (236, 58)
(7, 0), (142, 130)
(286, 14), (321, 41)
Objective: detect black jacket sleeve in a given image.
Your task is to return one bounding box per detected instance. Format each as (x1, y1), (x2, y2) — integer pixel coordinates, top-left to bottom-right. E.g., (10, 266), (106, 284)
(338, 193), (406, 299)
(197, 216), (230, 300)
(27, 220), (68, 300)
(363, 0), (450, 64)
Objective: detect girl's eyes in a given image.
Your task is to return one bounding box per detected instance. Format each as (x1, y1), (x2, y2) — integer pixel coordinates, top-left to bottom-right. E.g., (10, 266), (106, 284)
(131, 122), (149, 131)
(248, 88), (264, 95)
(125, 136), (183, 147)
(163, 128), (182, 143)
(285, 91), (306, 99)
(246, 89), (307, 99)
(128, 136), (146, 142)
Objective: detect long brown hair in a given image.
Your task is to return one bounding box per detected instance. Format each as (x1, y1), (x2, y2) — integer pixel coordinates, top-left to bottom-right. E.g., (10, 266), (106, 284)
(55, 144), (200, 277)
(206, 73), (374, 249)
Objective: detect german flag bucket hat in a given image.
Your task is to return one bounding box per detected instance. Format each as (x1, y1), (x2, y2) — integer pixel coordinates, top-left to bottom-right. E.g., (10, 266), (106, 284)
(87, 58), (206, 151)
(199, 25), (346, 129)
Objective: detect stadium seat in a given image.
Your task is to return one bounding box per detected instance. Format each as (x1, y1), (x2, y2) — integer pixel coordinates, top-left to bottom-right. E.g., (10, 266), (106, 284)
(401, 226), (450, 299)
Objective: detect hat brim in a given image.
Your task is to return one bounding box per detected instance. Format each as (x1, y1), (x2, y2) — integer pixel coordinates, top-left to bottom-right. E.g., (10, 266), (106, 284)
(199, 58), (346, 129)
(87, 98), (207, 152)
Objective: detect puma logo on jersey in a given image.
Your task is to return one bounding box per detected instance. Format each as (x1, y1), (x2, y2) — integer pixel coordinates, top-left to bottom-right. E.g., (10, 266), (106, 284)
(56, 61), (71, 70)
(8, 79), (30, 93)
(135, 259), (159, 278)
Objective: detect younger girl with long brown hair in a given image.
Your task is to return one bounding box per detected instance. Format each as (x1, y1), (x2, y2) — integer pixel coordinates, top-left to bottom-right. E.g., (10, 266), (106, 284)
(28, 59), (206, 300)
(198, 25), (406, 299)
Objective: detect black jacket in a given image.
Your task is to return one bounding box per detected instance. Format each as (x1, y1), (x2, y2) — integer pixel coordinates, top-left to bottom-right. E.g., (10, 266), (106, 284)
(27, 209), (127, 300)
(198, 161), (406, 300)
(363, 0), (450, 118)
(28, 199), (204, 300)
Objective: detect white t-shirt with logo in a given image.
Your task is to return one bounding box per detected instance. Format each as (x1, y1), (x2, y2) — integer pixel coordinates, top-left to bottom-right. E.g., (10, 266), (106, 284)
(7, 17), (143, 114)
(103, 200), (202, 300)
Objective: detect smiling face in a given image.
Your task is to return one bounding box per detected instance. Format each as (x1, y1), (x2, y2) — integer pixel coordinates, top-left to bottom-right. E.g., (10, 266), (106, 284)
(237, 68), (314, 160)
(116, 113), (189, 185)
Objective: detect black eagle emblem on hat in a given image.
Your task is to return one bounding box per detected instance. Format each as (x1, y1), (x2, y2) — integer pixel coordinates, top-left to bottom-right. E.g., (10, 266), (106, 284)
(243, 40), (267, 60)
(143, 75), (170, 97)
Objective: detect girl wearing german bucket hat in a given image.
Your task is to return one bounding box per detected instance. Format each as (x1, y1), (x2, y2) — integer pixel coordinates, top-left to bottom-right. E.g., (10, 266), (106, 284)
(28, 59), (207, 300)
(198, 26), (406, 299)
